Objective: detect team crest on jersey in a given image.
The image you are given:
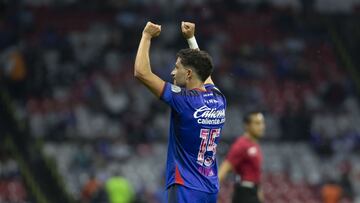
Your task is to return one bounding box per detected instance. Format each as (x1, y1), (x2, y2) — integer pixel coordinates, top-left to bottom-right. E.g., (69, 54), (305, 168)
(171, 85), (181, 93)
(248, 147), (257, 156)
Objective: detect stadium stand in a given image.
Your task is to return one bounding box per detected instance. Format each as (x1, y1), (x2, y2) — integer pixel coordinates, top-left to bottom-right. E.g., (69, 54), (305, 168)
(0, 142), (29, 203)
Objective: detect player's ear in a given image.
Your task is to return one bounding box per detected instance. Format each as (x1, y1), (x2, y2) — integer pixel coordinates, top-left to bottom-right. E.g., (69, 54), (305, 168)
(186, 68), (192, 80)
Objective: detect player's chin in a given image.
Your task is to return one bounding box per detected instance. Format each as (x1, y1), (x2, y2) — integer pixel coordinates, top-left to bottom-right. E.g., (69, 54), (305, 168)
(174, 79), (182, 86)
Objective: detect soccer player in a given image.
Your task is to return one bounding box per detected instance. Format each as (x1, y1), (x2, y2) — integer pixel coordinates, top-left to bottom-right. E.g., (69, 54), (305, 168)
(134, 21), (226, 203)
(218, 111), (265, 203)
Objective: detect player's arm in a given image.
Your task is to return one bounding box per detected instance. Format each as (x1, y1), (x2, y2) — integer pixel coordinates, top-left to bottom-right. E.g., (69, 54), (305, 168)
(258, 187), (264, 203)
(218, 159), (234, 184)
(181, 21), (215, 86)
(134, 21), (165, 98)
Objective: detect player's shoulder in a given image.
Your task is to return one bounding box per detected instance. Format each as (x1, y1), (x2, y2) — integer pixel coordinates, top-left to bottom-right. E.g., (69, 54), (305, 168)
(237, 136), (246, 143)
(167, 83), (224, 100)
(236, 136), (251, 146)
(206, 84), (226, 103)
(166, 83), (188, 96)
(229, 136), (248, 153)
(205, 83), (222, 94)
(166, 83), (194, 94)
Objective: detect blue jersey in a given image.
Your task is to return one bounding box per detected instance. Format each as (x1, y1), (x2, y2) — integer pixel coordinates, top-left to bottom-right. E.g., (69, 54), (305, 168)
(160, 82), (226, 194)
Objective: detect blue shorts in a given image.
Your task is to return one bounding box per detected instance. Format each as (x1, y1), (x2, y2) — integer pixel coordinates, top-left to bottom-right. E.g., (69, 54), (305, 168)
(166, 184), (217, 203)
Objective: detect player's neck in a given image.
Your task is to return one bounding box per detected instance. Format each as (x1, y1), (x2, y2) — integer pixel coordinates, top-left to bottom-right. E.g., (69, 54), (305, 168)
(244, 133), (259, 143)
(186, 79), (206, 91)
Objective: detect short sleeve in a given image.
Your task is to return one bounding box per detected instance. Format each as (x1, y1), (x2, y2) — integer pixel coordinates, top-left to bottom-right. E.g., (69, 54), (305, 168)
(160, 82), (188, 113)
(226, 139), (245, 167)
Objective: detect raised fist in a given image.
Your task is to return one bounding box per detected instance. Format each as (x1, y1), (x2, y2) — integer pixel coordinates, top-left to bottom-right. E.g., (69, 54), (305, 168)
(143, 21), (161, 39)
(181, 21), (195, 39)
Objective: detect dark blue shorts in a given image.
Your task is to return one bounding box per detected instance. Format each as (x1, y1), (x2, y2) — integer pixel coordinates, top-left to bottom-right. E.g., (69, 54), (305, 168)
(166, 184), (217, 203)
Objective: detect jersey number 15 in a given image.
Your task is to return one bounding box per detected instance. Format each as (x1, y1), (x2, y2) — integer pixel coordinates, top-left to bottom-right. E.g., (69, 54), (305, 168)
(197, 128), (221, 166)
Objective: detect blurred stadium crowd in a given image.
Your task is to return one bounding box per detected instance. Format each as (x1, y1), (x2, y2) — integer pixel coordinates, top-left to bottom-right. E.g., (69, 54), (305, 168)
(1, 0), (360, 203)
(0, 145), (28, 203)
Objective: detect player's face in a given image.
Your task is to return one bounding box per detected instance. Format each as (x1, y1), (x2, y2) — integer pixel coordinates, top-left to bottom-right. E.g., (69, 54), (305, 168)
(171, 58), (190, 87)
(246, 113), (266, 139)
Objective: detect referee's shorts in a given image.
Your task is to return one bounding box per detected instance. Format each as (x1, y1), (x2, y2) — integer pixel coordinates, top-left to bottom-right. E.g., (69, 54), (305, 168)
(232, 181), (261, 203)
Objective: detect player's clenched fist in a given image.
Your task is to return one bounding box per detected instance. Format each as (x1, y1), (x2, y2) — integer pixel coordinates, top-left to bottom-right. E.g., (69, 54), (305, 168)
(143, 21), (161, 39)
(181, 21), (195, 39)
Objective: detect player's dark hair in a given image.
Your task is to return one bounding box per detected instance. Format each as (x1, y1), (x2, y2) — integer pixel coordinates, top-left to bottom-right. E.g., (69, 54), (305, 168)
(243, 111), (262, 124)
(176, 48), (214, 82)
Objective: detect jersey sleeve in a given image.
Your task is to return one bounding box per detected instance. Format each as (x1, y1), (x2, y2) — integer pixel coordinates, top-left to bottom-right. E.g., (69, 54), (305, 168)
(160, 82), (188, 113)
(204, 83), (215, 89)
(226, 139), (246, 168)
(204, 83), (218, 91)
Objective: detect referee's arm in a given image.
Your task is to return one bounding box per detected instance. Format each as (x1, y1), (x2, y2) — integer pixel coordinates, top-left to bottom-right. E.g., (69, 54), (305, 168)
(219, 139), (243, 184)
(218, 160), (233, 184)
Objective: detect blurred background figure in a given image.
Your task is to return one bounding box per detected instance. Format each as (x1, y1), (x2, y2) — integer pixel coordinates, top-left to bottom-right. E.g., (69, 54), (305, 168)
(0, 143), (29, 203)
(105, 171), (134, 203)
(1, 0), (360, 202)
(321, 180), (343, 203)
(81, 173), (102, 203)
(219, 111), (265, 203)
